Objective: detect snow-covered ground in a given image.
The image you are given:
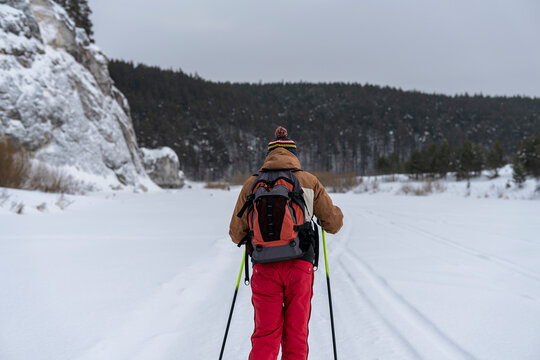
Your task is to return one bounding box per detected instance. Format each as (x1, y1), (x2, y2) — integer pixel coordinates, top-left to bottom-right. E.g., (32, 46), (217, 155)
(352, 165), (539, 201)
(0, 180), (539, 360)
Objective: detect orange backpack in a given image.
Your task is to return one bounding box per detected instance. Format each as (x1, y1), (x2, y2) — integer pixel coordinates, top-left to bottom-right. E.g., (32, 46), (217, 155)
(237, 170), (312, 264)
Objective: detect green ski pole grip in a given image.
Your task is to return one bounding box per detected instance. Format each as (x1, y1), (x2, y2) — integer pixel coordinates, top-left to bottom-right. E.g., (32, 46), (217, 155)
(322, 228), (330, 277)
(236, 248), (246, 290)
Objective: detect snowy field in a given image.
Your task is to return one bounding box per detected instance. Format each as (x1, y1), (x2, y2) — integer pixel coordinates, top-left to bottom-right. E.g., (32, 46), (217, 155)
(1, 181), (539, 360)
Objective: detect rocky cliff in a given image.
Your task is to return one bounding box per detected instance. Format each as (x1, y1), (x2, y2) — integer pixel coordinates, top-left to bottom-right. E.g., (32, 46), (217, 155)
(0, 0), (155, 189)
(140, 147), (184, 189)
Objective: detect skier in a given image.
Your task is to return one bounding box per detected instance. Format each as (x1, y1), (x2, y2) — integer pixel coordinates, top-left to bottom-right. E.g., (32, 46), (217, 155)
(229, 126), (343, 360)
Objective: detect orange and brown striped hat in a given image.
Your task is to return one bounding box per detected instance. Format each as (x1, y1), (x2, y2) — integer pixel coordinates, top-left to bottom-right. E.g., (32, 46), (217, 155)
(266, 126), (297, 157)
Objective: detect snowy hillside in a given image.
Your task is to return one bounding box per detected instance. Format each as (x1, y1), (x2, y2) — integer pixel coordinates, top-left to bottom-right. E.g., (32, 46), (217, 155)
(0, 182), (539, 360)
(0, 0), (153, 189)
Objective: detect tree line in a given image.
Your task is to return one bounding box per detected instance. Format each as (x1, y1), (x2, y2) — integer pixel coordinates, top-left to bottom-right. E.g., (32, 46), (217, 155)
(376, 141), (504, 179)
(108, 60), (540, 181)
(376, 135), (539, 185)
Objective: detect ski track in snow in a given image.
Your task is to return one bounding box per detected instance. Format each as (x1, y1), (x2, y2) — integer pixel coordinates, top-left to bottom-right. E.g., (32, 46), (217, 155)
(314, 219), (419, 360)
(332, 208), (475, 360)
(362, 208), (540, 283)
(340, 253), (476, 360)
(333, 202), (540, 360)
(335, 260), (422, 360)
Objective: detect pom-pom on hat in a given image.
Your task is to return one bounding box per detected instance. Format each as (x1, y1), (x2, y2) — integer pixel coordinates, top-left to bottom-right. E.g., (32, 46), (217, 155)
(275, 126), (288, 138)
(267, 126), (298, 157)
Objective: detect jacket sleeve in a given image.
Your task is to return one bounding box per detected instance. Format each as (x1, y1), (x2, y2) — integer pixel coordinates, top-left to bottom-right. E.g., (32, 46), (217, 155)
(312, 178), (344, 234)
(229, 176), (257, 244)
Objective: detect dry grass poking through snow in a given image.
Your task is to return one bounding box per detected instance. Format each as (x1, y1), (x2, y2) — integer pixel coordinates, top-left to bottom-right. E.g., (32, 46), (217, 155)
(0, 138), (83, 194)
(204, 181), (231, 190)
(0, 139), (30, 188)
(312, 172), (362, 193)
(220, 172), (362, 193)
(400, 180), (447, 196)
(228, 173), (254, 186)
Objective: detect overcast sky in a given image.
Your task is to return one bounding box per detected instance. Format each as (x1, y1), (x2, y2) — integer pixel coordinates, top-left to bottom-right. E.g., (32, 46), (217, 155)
(89, 0), (540, 97)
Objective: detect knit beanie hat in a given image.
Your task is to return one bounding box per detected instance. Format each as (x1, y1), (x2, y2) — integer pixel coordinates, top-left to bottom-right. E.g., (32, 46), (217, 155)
(266, 126), (298, 157)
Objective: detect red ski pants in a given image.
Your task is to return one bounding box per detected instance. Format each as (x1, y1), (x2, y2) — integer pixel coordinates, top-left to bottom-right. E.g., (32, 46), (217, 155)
(249, 259), (314, 360)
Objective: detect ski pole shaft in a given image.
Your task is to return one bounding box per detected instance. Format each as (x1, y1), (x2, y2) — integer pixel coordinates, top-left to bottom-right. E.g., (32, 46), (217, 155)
(322, 229), (338, 360)
(219, 248), (246, 360)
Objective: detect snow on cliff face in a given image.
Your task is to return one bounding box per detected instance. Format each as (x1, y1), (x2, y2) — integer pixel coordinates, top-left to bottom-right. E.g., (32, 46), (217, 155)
(0, 0), (154, 189)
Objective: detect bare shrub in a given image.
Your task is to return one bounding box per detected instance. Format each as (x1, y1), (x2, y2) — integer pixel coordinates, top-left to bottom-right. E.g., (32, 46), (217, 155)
(228, 173), (254, 186)
(10, 201), (24, 214)
(353, 183), (368, 194)
(399, 183), (427, 196)
(36, 202), (47, 212)
(412, 187), (429, 196)
(229, 171), (362, 192)
(0, 138), (83, 194)
(55, 194), (73, 210)
(399, 181), (445, 196)
(312, 172), (362, 193)
(26, 163), (80, 194)
(400, 184), (413, 195)
(0, 190), (10, 206)
(422, 181), (433, 194)
(353, 177), (380, 194)
(371, 178), (380, 192)
(432, 181), (447, 193)
(381, 174), (400, 183)
(205, 181), (231, 190)
(0, 138), (31, 188)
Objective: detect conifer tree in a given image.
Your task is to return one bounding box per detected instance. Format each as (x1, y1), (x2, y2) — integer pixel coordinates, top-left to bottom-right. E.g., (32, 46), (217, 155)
(388, 152), (403, 174)
(407, 150), (426, 180)
(472, 144), (484, 176)
(455, 141), (479, 180)
(486, 141), (505, 177)
(375, 155), (391, 175)
(435, 142), (451, 178)
(425, 144), (438, 177)
(515, 135), (540, 178)
(376, 152), (402, 177)
(512, 159), (526, 188)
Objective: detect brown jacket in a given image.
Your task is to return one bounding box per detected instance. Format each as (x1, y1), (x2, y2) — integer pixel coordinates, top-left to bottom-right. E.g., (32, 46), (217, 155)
(229, 147), (344, 244)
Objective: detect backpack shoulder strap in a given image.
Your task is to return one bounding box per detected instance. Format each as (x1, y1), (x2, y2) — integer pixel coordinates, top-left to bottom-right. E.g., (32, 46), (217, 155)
(236, 172), (260, 218)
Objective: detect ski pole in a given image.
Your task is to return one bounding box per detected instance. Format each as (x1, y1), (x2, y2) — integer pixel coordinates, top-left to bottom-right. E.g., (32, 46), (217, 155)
(322, 229), (338, 360)
(219, 248), (246, 360)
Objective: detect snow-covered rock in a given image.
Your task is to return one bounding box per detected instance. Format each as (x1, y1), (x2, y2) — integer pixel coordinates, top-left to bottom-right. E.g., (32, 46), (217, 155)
(140, 147), (184, 188)
(0, 0), (154, 190)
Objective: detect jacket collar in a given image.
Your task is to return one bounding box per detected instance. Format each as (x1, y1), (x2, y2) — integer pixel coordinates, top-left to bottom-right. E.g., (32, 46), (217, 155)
(259, 147), (302, 171)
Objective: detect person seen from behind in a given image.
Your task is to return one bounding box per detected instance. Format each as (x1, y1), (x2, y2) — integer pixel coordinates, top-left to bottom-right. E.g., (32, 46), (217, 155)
(229, 126), (343, 359)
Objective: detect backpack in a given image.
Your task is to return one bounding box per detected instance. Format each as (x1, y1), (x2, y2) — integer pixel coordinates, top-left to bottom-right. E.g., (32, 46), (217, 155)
(237, 170), (314, 264)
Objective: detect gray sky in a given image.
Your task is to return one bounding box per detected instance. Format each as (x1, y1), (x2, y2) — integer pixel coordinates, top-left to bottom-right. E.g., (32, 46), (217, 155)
(89, 0), (540, 97)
